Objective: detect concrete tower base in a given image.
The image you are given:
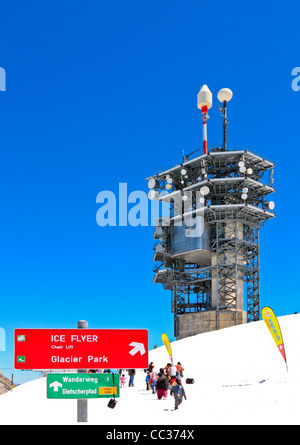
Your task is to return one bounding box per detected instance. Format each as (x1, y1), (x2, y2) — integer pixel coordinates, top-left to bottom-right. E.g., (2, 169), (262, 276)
(176, 310), (247, 340)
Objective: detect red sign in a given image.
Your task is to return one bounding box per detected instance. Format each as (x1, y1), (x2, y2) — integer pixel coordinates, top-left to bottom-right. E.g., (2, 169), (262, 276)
(15, 329), (148, 370)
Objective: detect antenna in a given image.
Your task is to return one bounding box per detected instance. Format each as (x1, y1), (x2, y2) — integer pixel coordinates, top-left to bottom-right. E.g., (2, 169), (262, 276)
(197, 85), (213, 155)
(217, 88), (233, 150)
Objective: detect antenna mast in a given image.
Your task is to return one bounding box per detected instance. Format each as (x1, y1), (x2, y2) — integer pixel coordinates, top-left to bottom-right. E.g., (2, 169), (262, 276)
(217, 88), (233, 150)
(197, 85), (213, 155)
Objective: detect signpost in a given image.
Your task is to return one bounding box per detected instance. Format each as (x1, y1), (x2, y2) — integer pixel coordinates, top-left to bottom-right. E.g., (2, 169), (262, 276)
(47, 373), (120, 399)
(77, 320), (88, 423)
(15, 323), (148, 423)
(14, 328), (148, 370)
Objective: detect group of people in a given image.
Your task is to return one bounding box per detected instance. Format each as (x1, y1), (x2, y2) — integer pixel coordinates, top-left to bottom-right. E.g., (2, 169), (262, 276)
(145, 361), (187, 410)
(97, 363), (187, 410)
(88, 368), (137, 388)
(120, 369), (136, 387)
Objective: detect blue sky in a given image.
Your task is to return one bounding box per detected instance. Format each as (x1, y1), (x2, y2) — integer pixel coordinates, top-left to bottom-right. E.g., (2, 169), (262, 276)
(0, 0), (299, 383)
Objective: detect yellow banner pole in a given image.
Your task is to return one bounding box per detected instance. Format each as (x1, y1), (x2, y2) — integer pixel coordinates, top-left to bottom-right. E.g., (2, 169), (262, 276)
(261, 306), (288, 372)
(161, 333), (173, 364)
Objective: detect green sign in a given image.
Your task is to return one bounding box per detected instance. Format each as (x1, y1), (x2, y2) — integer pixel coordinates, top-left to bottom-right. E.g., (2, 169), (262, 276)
(47, 373), (120, 399)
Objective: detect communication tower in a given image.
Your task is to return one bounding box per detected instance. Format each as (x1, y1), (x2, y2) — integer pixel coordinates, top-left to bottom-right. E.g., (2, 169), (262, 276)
(146, 86), (275, 339)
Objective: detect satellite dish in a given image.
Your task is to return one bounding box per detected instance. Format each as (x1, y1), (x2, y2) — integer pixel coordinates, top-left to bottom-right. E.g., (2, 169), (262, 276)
(268, 201), (275, 210)
(165, 184), (172, 190)
(200, 186), (210, 196)
(156, 244), (163, 253)
(238, 161), (245, 168)
(242, 187), (248, 194)
(241, 194), (248, 200)
(148, 190), (158, 200)
(247, 168), (253, 175)
(156, 227), (163, 236)
(148, 178), (157, 189)
(181, 168), (187, 175)
(166, 177), (173, 184)
(217, 88), (233, 103)
(182, 194), (189, 201)
(239, 166), (246, 173)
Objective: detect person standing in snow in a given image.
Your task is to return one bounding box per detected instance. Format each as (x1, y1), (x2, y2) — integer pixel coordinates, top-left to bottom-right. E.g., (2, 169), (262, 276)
(120, 374), (126, 387)
(156, 369), (169, 399)
(146, 372), (151, 390)
(148, 362), (155, 372)
(175, 362), (184, 379)
(149, 369), (157, 394)
(164, 363), (171, 377)
(128, 369), (136, 387)
(169, 363), (177, 379)
(170, 378), (187, 410)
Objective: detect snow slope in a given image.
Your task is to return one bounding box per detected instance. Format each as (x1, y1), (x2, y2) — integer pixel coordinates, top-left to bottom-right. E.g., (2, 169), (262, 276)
(1, 314), (300, 425)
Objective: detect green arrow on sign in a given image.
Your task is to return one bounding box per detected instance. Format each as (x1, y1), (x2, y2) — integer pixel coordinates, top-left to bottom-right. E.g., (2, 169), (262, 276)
(49, 381), (63, 392)
(47, 373), (120, 399)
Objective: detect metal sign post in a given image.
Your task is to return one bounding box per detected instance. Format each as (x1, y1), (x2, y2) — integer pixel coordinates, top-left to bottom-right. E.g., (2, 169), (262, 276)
(77, 320), (88, 423)
(14, 323), (148, 424)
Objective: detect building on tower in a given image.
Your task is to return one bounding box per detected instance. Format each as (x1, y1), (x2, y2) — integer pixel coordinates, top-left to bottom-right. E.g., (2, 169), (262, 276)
(146, 86), (275, 340)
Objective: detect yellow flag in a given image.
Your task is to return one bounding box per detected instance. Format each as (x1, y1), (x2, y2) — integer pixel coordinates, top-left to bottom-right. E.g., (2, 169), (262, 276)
(161, 333), (173, 364)
(261, 306), (287, 368)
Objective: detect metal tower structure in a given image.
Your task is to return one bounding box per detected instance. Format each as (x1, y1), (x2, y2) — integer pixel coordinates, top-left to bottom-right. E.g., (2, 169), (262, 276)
(146, 86), (275, 340)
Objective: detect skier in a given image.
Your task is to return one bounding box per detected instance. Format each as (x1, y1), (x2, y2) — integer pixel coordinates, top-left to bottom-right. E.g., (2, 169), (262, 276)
(170, 378), (187, 410)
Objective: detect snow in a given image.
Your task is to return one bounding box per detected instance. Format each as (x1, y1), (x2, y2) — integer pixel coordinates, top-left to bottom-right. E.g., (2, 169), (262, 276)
(1, 314), (300, 425)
